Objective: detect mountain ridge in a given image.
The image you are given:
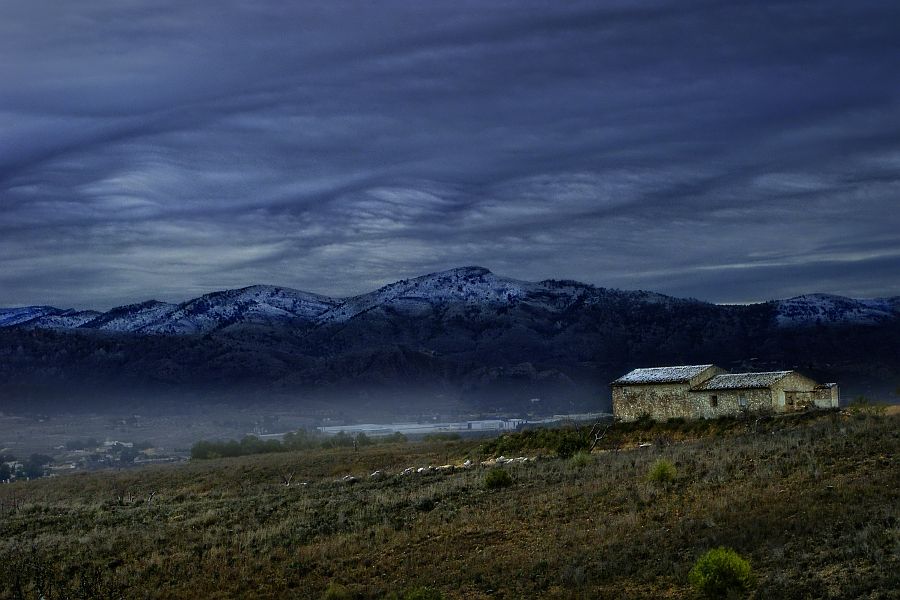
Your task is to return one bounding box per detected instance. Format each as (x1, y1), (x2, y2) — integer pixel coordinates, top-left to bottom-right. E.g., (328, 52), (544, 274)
(1, 267), (898, 412)
(2, 266), (897, 334)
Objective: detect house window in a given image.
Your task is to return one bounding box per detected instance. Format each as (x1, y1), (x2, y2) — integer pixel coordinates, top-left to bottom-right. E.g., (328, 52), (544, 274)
(710, 395), (718, 407)
(739, 394), (748, 408)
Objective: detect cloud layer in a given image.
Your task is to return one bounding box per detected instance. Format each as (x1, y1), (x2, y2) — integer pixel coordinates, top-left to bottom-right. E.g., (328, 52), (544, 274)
(2, 1), (899, 308)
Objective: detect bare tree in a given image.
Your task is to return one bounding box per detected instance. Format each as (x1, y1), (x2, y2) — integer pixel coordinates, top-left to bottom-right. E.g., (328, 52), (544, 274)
(588, 421), (614, 452)
(279, 470), (294, 487)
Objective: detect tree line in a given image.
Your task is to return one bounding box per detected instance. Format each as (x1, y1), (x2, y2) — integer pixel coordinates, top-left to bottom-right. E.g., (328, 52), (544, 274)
(190, 429), (407, 459)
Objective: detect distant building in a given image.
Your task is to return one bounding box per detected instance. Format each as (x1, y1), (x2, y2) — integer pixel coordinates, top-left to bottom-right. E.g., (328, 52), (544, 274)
(611, 364), (839, 422)
(316, 418), (526, 437)
(102, 440), (133, 448)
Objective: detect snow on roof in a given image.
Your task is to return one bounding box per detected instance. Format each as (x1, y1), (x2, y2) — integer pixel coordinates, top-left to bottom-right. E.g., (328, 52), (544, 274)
(612, 365), (715, 385)
(696, 371), (794, 390)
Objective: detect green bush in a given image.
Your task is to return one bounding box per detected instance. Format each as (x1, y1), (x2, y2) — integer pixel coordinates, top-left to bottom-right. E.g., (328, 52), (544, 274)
(569, 451), (592, 468)
(846, 396), (886, 417)
(190, 435), (285, 459)
(484, 467), (513, 490)
(688, 547), (752, 597)
(647, 458), (676, 485)
(555, 435), (589, 459)
(480, 426), (588, 458)
(322, 582), (354, 600)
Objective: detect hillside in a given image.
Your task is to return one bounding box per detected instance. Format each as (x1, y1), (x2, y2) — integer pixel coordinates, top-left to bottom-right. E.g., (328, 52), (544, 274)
(0, 411), (896, 598)
(0, 267), (898, 413)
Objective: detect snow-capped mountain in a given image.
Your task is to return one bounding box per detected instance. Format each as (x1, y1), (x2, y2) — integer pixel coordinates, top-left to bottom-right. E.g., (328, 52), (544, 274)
(78, 300), (180, 332)
(0, 306), (100, 329)
(1, 268), (897, 334)
(774, 294), (900, 327)
(317, 266), (532, 323)
(0, 306), (60, 327)
(23, 309), (102, 330)
(77, 286), (339, 334)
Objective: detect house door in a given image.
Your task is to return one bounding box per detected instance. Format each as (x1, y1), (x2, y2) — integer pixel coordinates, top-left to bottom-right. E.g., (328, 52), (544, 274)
(785, 392), (797, 409)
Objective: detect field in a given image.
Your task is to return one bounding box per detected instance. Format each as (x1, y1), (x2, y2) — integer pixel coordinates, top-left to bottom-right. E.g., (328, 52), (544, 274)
(1, 410), (898, 599)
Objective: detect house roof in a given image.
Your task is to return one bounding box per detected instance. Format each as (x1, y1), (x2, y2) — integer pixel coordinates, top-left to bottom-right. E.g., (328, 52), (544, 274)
(612, 364), (715, 385)
(695, 371), (793, 390)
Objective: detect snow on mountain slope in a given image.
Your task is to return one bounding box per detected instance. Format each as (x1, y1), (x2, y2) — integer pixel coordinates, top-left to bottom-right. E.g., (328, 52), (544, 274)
(0, 287), (339, 335)
(98, 285), (340, 334)
(0, 306), (103, 330)
(313, 266), (693, 327)
(2, 269), (897, 335)
(81, 300), (180, 332)
(0, 306), (61, 327)
(316, 267), (539, 323)
(23, 309), (102, 329)
(0, 268), (708, 335)
(775, 294), (900, 327)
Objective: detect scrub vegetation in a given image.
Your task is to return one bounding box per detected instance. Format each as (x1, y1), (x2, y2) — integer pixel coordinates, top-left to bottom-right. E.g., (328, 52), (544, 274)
(688, 547), (753, 597)
(0, 411), (897, 599)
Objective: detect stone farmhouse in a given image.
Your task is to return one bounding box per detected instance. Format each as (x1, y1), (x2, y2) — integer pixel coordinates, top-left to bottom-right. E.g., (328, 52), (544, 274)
(611, 364), (839, 422)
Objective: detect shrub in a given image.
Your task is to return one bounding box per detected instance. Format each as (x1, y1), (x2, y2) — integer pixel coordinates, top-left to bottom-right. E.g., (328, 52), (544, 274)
(555, 435), (588, 459)
(414, 497), (436, 512)
(324, 431), (355, 448)
(484, 467), (513, 490)
(480, 426), (587, 457)
(190, 436), (285, 459)
(569, 451), (592, 468)
(322, 582), (354, 600)
(647, 458), (676, 485)
(688, 547), (752, 597)
(634, 413), (654, 429)
(283, 429), (321, 450)
(846, 396), (886, 417)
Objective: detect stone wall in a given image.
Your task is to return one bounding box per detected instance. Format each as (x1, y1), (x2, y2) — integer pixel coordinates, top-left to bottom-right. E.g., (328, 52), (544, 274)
(612, 382), (692, 421)
(612, 370), (838, 422)
(813, 384), (840, 408)
(692, 387), (774, 418)
(613, 384), (779, 421)
(770, 372), (825, 412)
(611, 382), (755, 421)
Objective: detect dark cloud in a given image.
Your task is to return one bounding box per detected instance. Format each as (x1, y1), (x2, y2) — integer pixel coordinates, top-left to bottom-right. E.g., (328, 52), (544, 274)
(1, 0), (899, 308)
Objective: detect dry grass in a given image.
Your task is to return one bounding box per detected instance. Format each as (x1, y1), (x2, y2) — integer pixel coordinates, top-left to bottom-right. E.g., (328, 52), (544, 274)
(1, 412), (898, 599)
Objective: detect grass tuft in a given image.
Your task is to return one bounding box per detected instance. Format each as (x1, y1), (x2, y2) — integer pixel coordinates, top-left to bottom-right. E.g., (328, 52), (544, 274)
(647, 458), (676, 485)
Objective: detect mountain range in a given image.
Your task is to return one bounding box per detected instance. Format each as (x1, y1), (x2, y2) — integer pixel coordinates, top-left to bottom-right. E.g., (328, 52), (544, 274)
(1, 267), (898, 413)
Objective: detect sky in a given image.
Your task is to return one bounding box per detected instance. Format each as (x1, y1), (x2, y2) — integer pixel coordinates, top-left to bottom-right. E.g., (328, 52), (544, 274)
(2, 0), (899, 309)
